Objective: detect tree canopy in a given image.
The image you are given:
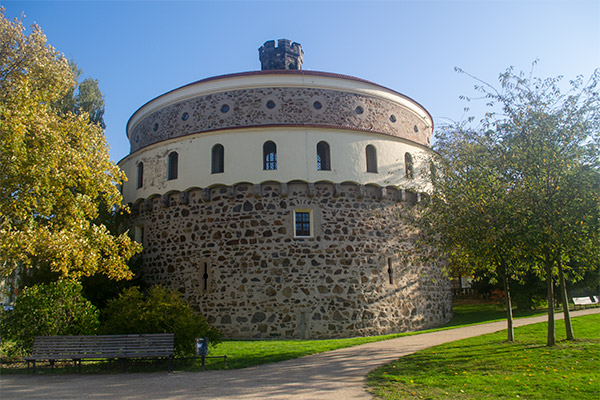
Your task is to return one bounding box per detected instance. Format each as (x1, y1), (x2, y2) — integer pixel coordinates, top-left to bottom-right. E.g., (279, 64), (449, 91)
(424, 64), (600, 345)
(0, 9), (141, 280)
(55, 61), (106, 129)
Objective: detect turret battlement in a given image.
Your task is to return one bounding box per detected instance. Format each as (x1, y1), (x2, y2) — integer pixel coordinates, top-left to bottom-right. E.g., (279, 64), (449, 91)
(259, 39), (303, 70)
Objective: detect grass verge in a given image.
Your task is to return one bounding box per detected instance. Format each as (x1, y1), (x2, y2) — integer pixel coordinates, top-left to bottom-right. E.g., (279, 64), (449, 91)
(1, 303), (593, 374)
(366, 314), (599, 400)
(195, 302), (550, 371)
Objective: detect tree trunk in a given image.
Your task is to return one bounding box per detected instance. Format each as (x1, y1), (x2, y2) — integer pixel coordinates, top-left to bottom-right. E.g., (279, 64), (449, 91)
(503, 271), (514, 342)
(557, 259), (574, 340)
(545, 255), (556, 346)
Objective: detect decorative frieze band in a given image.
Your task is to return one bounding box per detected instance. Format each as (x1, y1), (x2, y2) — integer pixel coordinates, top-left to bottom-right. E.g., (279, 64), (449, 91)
(128, 87), (431, 153)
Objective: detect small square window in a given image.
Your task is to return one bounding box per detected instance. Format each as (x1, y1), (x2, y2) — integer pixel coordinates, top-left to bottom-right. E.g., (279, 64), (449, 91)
(294, 209), (313, 238)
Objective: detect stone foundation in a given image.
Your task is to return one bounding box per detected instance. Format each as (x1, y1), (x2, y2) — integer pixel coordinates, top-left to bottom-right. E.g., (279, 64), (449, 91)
(129, 181), (452, 339)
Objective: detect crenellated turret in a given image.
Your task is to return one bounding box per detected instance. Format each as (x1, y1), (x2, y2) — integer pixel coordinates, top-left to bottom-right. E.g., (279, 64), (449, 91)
(259, 39), (303, 70)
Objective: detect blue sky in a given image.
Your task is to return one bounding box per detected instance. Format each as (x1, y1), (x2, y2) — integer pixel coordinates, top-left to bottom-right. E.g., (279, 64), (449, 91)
(2, 0), (599, 162)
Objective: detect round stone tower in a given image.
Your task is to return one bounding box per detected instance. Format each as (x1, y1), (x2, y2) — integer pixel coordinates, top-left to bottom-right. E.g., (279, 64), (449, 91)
(118, 39), (452, 339)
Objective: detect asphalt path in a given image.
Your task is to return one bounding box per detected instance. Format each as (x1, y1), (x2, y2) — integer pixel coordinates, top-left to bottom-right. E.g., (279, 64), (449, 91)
(2, 308), (597, 400)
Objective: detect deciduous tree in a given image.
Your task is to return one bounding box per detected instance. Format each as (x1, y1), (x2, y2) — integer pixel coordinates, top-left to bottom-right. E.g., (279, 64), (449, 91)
(0, 9), (141, 280)
(426, 64), (599, 346)
(55, 60), (106, 128)
(423, 124), (524, 341)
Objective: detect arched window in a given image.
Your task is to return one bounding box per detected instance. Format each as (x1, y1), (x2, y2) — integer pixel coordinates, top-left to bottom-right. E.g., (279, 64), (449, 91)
(263, 141), (277, 170)
(366, 145), (377, 173)
(137, 162), (144, 189)
(316, 141), (331, 171)
(167, 151), (178, 180)
(212, 144), (224, 174)
(405, 152), (414, 179)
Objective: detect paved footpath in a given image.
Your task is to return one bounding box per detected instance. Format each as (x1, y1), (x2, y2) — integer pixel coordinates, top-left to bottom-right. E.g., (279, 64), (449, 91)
(2, 309), (597, 400)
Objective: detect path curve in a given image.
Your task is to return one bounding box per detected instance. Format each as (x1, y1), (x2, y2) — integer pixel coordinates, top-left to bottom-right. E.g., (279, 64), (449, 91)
(2, 309), (597, 400)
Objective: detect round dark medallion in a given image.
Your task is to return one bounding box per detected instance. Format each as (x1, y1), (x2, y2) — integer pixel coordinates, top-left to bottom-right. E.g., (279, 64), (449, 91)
(313, 101), (322, 110)
(181, 112), (189, 121)
(266, 100), (276, 109)
(355, 106), (364, 114)
(221, 104), (230, 113)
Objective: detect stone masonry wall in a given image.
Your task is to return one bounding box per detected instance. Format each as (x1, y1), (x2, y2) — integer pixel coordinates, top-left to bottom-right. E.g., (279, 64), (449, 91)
(129, 87), (431, 153)
(129, 182), (452, 339)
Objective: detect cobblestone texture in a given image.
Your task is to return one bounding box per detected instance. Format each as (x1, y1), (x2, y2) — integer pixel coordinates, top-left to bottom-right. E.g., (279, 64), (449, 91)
(129, 182), (452, 339)
(129, 87), (431, 153)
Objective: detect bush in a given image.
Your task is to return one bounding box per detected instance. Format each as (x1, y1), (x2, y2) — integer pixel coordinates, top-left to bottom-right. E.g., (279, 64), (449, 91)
(101, 286), (221, 356)
(1, 280), (99, 352)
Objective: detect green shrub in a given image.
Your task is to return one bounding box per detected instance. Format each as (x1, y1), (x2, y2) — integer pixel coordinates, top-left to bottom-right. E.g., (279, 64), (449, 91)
(101, 286), (221, 356)
(1, 280), (99, 352)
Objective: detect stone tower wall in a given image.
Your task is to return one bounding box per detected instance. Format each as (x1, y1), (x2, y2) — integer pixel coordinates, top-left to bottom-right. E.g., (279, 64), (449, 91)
(127, 86), (431, 154)
(130, 181), (452, 339)
(259, 39), (303, 70)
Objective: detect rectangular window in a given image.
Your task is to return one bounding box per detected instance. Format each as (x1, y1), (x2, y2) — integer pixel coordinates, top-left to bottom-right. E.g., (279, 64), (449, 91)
(294, 209), (313, 238)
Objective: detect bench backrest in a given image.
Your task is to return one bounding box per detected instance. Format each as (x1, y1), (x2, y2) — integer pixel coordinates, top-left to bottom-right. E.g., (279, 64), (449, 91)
(30, 334), (174, 359)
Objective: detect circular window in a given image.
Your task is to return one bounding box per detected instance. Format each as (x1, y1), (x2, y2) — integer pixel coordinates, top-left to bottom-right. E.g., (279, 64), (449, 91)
(390, 115), (397, 123)
(355, 106), (364, 114)
(414, 125), (419, 133)
(181, 112), (189, 121)
(266, 100), (276, 109)
(313, 101), (322, 110)
(153, 123), (159, 132)
(221, 104), (230, 113)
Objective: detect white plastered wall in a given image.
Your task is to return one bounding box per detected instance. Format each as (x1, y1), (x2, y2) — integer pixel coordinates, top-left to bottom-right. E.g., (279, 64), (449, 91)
(119, 127), (433, 203)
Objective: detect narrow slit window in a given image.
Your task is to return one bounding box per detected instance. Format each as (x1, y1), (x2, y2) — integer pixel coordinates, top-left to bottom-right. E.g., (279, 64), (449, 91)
(263, 141), (277, 170)
(387, 258), (394, 284)
(212, 144), (224, 174)
(316, 141), (331, 171)
(168, 151), (178, 180)
(405, 152), (414, 179)
(366, 145), (377, 173)
(137, 162), (144, 189)
(202, 262), (209, 293)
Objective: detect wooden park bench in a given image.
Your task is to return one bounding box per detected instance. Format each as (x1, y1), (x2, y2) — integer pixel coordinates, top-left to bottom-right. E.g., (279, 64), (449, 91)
(24, 333), (174, 373)
(572, 296), (598, 309)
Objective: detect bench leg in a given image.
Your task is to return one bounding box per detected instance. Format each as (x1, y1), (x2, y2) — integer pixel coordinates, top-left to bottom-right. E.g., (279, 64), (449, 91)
(224, 355), (227, 368)
(168, 356), (173, 373)
(73, 359), (81, 373)
(201, 355), (205, 372)
(50, 359), (55, 373)
(27, 360), (35, 374)
(119, 358), (127, 373)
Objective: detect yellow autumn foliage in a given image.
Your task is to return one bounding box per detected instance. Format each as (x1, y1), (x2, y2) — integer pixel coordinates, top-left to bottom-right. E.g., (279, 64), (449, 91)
(0, 9), (141, 280)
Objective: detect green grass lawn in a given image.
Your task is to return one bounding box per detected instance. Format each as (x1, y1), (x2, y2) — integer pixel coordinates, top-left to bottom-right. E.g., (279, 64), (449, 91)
(367, 314), (599, 400)
(446, 301), (546, 327)
(195, 302), (550, 370)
